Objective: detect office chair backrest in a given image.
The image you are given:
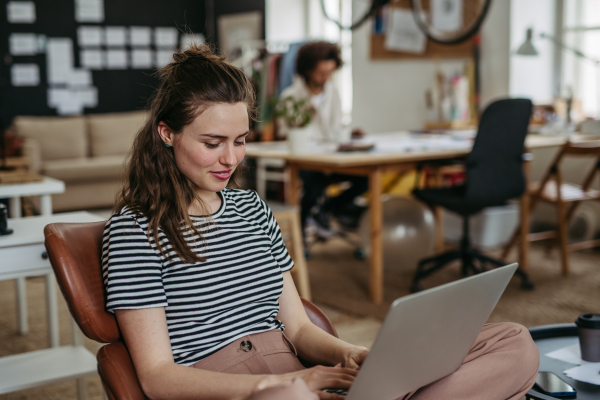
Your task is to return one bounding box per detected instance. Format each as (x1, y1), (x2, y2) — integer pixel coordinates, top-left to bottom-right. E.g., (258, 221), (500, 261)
(44, 221), (337, 400)
(466, 98), (533, 204)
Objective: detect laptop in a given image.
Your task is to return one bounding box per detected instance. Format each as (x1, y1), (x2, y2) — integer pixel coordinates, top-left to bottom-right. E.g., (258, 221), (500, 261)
(328, 263), (518, 400)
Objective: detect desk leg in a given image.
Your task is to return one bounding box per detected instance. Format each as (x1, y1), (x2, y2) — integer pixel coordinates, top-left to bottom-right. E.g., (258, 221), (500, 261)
(369, 167), (383, 304)
(40, 194), (53, 216)
(46, 272), (60, 348)
(72, 318), (88, 400)
(287, 164), (300, 206)
(9, 196), (21, 218)
(16, 278), (28, 335)
(519, 162), (531, 271)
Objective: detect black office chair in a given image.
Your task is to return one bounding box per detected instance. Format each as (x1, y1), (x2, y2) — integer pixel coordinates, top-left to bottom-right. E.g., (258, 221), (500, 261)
(411, 98), (535, 292)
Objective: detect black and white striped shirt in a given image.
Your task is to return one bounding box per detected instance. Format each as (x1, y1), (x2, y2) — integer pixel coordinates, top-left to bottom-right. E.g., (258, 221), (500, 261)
(101, 188), (294, 366)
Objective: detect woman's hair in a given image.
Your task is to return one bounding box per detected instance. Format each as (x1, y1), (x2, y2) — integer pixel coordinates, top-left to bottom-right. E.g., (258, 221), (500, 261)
(115, 44), (256, 264)
(296, 41), (343, 82)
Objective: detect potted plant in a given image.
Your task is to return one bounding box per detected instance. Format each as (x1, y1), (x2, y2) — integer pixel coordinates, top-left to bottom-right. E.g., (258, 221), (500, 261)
(275, 96), (317, 154)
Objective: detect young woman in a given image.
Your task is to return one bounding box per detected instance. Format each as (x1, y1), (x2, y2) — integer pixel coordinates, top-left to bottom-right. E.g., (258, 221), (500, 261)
(102, 45), (539, 400)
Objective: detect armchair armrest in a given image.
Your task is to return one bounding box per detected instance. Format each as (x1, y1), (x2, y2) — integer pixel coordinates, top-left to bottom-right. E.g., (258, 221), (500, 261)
(22, 137), (43, 173)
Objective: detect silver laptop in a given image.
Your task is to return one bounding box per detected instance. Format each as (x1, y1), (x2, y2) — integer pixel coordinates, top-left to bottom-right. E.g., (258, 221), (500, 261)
(339, 263), (518, 400)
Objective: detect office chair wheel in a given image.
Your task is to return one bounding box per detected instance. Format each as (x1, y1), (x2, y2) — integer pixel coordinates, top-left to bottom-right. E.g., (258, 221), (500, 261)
(521, 278), (535, 290)
(354, 249), (366, 259)
(411, 282), (423, 293)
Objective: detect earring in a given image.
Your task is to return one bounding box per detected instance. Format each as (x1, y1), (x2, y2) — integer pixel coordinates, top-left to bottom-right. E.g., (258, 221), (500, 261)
(164, 142), (171, 148)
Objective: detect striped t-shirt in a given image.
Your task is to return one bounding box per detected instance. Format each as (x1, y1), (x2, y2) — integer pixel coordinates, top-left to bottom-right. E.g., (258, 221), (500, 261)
(101, 188), (294, 366)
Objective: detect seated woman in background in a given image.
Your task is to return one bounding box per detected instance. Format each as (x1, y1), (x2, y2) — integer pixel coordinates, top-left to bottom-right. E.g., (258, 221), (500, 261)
(102, 44), (539, 400)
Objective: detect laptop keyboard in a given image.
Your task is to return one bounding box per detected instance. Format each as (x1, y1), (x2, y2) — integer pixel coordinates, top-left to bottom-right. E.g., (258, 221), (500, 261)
(324, 388), (349, 396)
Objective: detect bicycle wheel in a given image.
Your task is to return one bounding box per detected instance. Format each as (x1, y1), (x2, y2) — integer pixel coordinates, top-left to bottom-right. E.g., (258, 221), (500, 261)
(320, 0), (391, 31)
(410, 0), (492, 44)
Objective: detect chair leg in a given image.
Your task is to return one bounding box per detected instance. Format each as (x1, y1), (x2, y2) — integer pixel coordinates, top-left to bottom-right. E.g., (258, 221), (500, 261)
(556, 201), (570, 276)
(470, 250), (534, 290)
(412, 250), (462, 292)
(290, 210), (312, 300)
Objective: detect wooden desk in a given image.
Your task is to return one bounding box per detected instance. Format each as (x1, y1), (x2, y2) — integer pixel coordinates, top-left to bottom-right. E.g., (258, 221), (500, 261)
(246, 133), (567, 304)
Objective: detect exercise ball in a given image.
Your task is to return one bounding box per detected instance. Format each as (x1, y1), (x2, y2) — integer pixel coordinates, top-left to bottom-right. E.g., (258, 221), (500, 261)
(358, 195), (435, 271)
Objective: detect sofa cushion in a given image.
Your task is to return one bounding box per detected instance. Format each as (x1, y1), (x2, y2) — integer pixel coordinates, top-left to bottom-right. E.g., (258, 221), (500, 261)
(13, 116), (88, 161)
(43, 155), (127, 182)
(88, 111), (147, 157)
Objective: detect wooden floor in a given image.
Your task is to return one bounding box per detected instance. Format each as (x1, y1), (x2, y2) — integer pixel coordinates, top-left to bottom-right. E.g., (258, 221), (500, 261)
(1, 236), (598, 399)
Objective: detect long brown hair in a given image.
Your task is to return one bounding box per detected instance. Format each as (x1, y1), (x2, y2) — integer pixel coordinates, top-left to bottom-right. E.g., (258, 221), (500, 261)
(116, 44), (256, 264)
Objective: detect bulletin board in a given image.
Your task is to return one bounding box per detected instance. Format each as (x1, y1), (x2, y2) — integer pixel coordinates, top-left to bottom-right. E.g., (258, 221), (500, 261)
(370, 0), (474, 60)
(0, 0), (265, 124)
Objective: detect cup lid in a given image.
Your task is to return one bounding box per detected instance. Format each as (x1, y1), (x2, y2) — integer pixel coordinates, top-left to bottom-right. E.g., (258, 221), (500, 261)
(575, 313), (600, 329)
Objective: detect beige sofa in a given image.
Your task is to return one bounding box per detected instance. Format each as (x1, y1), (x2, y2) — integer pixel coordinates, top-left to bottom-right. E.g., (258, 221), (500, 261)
(13, 111), (147, 212)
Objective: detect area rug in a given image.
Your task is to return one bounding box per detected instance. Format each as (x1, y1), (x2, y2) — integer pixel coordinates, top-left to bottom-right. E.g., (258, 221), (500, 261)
(308, 238), (600, 327)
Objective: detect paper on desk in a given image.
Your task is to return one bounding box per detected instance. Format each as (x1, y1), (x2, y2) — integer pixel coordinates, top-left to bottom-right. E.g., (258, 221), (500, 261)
(9, 33), (37, 55)
(546, 344), (600, 385)
(432, 0), (462, 32)
(7, 1), (36, 23)
(546, 344), (584, 365)
(564, 364), (600, 385)
(385, 8), (426, 54)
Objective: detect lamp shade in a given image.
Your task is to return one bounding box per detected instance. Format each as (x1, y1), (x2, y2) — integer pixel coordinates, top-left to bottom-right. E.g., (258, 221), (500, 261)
(516, 28), (539, 56)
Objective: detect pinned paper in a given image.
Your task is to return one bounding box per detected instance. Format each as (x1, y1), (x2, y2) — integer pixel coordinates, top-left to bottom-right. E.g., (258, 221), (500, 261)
(47, 38), (74, 85)
(105, 26), (127, 46)
(11, 64), (39, 86)
(69, 69), (92, 86)
(77, 26), (103, 47)
(80, 49), (104, 69)
(48, 87), (98, 115)
(75, 0), (104, 23)
(9, 33), (37, 55)
(75, 87), (98, 108)
(7, 1), (36, 23)
(180, 33), (205, 51)
(130, 26), (152, 46)
(131, 49), (153, 69)
(385, 8), (426, 54)
(432, 0), (463, 32)
(106, 49), (128, 69)
(154, 27), (178, 48)
(155, 49), (174, 68)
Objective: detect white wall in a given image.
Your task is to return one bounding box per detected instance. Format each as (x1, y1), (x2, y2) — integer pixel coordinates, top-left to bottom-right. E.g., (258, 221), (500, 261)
(265, 0), (306, 43)
(509, 0), (556, 103)
(351, 0), (512, 133)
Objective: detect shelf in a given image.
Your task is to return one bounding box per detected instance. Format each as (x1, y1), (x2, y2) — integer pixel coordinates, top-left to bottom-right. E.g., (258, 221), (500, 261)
(0, 346), (97, 394)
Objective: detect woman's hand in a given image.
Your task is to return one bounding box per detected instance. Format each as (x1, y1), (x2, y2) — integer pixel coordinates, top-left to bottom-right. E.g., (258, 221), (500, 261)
(254, 365), (357, 399)
(340, 346), (369, 369)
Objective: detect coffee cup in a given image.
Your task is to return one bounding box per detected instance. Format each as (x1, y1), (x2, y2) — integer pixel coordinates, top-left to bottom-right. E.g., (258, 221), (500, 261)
(575, 313), (600, 362)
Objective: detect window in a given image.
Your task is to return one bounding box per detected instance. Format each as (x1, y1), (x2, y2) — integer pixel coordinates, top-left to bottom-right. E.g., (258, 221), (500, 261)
(562, 0), (600, 118)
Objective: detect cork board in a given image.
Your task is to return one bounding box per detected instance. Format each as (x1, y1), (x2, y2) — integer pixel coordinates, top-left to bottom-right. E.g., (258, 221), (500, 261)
(371, 0), (475, 60)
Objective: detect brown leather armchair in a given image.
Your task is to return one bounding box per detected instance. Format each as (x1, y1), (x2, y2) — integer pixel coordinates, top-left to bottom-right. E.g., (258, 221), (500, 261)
(44, 221), (338, 400)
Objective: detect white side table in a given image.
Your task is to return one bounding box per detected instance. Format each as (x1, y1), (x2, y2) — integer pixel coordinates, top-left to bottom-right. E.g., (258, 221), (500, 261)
(0, 212), (103, 398)
(0, 177), (65, 335)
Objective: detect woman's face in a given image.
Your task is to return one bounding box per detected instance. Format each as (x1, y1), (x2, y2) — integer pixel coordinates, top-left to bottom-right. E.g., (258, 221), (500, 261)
(158, 102), (249, 201)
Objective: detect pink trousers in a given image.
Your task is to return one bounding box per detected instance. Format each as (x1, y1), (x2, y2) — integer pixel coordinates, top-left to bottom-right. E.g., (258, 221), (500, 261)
(190, 322), (539, 400)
